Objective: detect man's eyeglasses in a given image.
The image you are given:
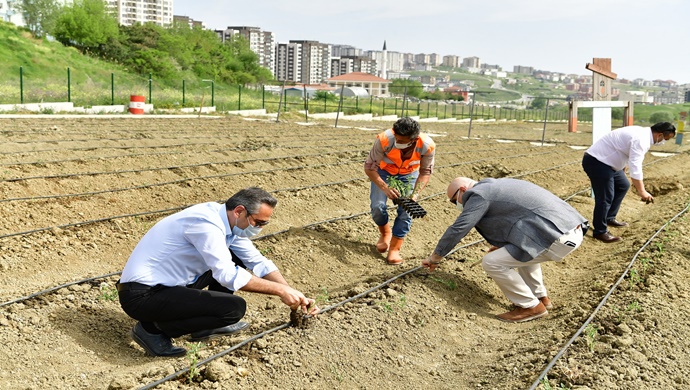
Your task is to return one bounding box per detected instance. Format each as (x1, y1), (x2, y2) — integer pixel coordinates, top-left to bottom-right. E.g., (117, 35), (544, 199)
(243, 205), (270, 227)
(449, 188), (461, 205)
(248, 214), (270, 227)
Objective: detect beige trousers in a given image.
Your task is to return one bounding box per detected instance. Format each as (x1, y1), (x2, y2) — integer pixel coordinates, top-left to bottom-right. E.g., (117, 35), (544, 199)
(481, 226), (584, 308)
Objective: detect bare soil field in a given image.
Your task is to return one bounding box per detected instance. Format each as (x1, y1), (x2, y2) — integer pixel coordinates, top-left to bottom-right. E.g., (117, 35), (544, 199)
(0, 116), (689, 390)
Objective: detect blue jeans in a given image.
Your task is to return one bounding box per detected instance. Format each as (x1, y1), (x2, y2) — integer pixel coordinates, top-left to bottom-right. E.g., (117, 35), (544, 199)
(370, 169), (419, 238)
(582, 153), (630, 235)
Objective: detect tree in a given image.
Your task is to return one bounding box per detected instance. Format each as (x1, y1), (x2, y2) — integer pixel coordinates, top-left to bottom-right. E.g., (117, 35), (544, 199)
(18, 0), (60, 37)
(52, 0), (118, 51)
(530, 96), (547, 109)
(389, 79), (423, 98)
(649, 111), (674, 124)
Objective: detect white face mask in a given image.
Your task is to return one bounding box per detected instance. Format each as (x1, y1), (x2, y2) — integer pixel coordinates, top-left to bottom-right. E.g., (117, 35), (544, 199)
(455, 201), (463, 212)
(232, 214), (262, 238)
(394, 141), (413, 149)
(654, 139), (666, 146)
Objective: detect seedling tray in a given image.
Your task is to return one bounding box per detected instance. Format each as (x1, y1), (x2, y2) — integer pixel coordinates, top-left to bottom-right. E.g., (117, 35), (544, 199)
(393, 198), (427, 218)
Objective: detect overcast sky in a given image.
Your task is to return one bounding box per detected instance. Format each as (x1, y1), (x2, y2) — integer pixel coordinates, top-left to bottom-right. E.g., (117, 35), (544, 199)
(174, 0), (690, 84)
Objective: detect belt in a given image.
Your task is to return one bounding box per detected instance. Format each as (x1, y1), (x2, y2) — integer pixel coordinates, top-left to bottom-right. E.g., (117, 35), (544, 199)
(116, 281), (154, 292)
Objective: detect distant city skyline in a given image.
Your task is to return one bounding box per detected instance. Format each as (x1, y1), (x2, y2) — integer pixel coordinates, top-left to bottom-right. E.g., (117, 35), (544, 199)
(173, 0), (690, 85)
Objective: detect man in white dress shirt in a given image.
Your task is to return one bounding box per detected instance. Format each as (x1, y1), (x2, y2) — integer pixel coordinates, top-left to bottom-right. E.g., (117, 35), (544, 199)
(117, 187), (318, 357)
(582, 122), (676, 243)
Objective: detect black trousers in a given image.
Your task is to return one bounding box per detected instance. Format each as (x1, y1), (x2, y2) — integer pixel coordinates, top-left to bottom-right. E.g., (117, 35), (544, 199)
(118, 270), (246, 338)
(582, 153), (630, 235)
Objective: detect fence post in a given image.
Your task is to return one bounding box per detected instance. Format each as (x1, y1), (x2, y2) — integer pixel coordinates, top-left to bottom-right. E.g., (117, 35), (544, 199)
(382, 99), (386, 116)
(211, 81), (215, 107)
(182, 80), (185, 106)
(148, 73), (152, 104)
(369, 96), (373, 114)
(19, 66), (24, 104)
(67, 67), (71, 103)
(111, 73), (115, 105)
(238, 85), (242, 110)
(541, 99), (550, 146)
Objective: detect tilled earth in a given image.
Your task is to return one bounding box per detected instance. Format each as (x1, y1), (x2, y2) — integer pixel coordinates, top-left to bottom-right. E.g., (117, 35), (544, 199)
(0, 116), (689, 390)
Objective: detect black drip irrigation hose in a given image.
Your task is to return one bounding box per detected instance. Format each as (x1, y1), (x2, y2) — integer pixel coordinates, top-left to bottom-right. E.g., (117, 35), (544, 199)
(527, 201), (690, 390)
(0, 154), (595, 305)
(0, 152), (683, 387)
(1, 149), (366, 183)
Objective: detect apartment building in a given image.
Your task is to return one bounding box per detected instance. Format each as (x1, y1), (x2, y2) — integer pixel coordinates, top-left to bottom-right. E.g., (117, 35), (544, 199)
(275, 42), (302, 83)
(105, 0), (173, 26)
(216, 26), (276, 76)
(442, 55), (460, 68)
(330, 56), (377, 77)
(0, 0), (23, 26)
(286, 40), (331, 84)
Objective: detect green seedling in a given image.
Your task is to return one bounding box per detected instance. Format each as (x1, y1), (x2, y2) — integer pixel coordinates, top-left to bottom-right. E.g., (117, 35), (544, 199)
(628, 268), (642, 289)
(186, 342), (203, 383)
(397, 294), (407, 308)
(386, 176), (413, 198)
(430, 276), (457, 290)
(541, 376), (571, 390)
(98, 286), (119, 301)
(584, 324), (598, 352)
(380, 302), (394, 312)
(316, 287), (331, 306)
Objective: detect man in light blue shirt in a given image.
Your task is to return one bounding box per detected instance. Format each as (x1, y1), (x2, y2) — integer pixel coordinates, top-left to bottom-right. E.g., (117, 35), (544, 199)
(118, 187), (318, 357)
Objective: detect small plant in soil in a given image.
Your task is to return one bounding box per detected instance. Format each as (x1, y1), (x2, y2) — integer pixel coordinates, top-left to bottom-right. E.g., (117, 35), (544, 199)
(316, 287), (331, 306)
(430, 276), (457, 290)
(185, 342), (203, 383)
(98, 286), (118, 301)
(540, 376), (571, 390)
(584, 324), (598, 352)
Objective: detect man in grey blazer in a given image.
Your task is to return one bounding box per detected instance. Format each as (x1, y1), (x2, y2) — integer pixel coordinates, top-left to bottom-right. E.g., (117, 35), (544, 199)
(423, 177), (588, 323)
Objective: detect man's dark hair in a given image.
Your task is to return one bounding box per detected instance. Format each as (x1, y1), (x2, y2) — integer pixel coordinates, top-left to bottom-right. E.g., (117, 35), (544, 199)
(651, 122), (676, 137)
(392, 117), (421, 138)
(226, 187), (277, 214)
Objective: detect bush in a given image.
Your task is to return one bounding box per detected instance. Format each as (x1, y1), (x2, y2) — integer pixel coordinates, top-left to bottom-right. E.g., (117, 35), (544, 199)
(649, 111), (674, 123)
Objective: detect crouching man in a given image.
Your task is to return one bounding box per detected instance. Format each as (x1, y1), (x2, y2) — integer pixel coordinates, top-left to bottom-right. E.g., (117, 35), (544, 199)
(118, 187), (318, 357)
(423, 177), (587, 323)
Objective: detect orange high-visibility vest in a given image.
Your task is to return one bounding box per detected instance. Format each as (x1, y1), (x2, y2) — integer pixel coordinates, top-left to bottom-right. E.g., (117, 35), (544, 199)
(377, 129), (435, 175)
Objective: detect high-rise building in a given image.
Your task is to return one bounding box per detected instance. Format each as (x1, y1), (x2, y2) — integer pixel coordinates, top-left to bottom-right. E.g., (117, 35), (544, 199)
(105, 0), (173, 26)
(288, 40), (331, 84)
(442, 55), (460, 68)
(216, 26), (276, 76)
(275, 42), (302, 83)
(0, 0), (23, 26)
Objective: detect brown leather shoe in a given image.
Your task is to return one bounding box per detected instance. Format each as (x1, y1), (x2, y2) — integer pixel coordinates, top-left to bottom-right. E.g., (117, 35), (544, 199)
(607, 219), (629, 227)
(497, 302), (548, 323)
(593, 232), (621, 243)
(539, 296), (553, 310)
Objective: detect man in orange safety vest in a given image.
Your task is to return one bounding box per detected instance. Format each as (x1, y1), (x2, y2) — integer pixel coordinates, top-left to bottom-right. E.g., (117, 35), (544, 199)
(364, 117), (436, 265)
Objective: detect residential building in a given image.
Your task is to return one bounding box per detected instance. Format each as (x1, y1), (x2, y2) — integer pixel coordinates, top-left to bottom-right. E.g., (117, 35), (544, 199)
(513, 65), (534, 75)
(462, 56), (480, 69)
(275, 42), (302, 83)
(428, 53), (442, 67)
(414, 53), (430, 66)
(173, 15), (204, 29)
(367, 50), (406, 76)
(326, 72), (391, 97)
(105, 0), (173, 26)
(216, 26), (276, 76)
(0, 0), (23, 26)
(330, 56), (377, 77)
(288, 40), (331, 84)
(442, 55), (461, 68)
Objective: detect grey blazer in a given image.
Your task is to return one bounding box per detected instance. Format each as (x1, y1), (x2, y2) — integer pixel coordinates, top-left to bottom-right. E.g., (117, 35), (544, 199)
(434, 178), (588, 262)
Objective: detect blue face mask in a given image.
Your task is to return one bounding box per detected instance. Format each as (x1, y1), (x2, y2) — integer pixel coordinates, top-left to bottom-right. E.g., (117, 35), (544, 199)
(232, 214), (262, 238)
